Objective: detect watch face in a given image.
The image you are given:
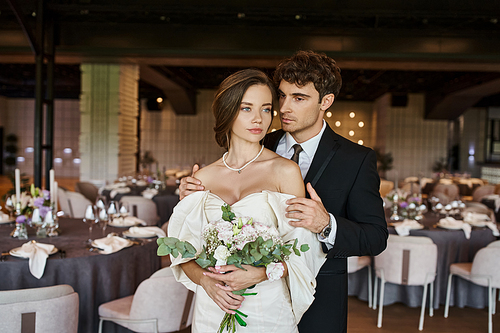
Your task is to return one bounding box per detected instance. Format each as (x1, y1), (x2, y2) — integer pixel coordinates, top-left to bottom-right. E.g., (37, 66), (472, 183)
(323, 227), (331, 238)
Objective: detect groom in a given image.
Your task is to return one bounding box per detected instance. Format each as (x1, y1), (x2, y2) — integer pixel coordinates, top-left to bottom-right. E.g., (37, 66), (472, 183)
(180, 50), (388, 333)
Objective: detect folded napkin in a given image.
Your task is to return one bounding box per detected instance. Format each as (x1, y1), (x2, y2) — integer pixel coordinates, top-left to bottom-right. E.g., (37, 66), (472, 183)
(485, 222), (500, 236)
(110, 187), (131, 199)
(463, 211), (491, 226)
(128, 226), (166, 237)
(0, 212), (11, 221)
(17, 241), (55, 279)
(93, 235), (132, 254)
(392, 219), (423, 236)
(439, 217), (471, 239)
(111, 216), (147, 226)
(136, 180), (148, 186)
(142, 188), (158, 200)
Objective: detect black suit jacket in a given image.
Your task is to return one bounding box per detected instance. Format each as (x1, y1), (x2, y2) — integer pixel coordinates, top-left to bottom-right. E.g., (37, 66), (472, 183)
(264, 124), (388, 332)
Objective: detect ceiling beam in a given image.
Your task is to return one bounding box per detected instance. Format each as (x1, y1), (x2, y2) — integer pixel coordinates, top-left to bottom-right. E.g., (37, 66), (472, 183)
(5, 0), (38, 54)
(140, 65), (196, 115)
(426, 78), (500, 119)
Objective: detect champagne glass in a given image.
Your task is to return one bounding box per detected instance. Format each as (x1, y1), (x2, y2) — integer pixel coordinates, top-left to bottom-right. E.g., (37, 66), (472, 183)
(96, 197), (106, 210)
(119, 202), (129, 217)
(83, 205), (96, 244)
(108, 201), (118, 220)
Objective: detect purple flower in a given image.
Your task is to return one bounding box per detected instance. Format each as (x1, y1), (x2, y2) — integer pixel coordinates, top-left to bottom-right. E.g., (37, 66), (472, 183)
(34, 197), (45, 208)
(42, 190), (50, 200)
(39, 205), (51, 218)
(399, 201), (408, 209)
(16, 215), (27, 224)
(147, 176), (153, 184)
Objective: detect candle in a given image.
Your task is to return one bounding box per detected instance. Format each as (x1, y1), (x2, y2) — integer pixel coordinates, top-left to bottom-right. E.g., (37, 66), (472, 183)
(394, 170), (398, 190)
(53, 181), (58, 212)
(49, 169), (55, 205)
(15, 168), (21, 205)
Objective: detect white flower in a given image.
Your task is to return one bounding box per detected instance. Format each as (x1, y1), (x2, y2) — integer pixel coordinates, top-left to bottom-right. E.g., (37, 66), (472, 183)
(266, 262), (285, 282)
(214, 245), (231, 266)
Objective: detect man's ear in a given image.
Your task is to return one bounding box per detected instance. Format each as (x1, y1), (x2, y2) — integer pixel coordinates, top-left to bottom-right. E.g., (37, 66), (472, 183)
(320, 93), (335, 111)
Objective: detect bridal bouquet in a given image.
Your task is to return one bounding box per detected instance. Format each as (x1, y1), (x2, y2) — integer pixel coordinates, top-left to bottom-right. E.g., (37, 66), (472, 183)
(157, 204), (309, 333)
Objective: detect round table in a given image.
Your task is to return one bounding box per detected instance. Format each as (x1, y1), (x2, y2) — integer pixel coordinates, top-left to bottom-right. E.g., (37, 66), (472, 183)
(348, 213), (498, 309)
(0, 218), (161, 333)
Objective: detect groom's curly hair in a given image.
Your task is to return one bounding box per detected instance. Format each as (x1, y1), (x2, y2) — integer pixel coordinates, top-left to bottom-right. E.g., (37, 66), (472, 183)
(273, 50), (342, 102)
(212, 69), (277, 149)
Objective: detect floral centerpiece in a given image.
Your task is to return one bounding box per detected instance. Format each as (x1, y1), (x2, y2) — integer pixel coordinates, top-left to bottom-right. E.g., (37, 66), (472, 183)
(386, 189), (426, 220)
(157, 204), (309, 333)
(9, 184), (53, 238)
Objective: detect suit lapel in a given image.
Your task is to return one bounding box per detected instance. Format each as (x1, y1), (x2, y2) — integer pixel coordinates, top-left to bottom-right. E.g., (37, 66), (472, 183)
(263, 129), (285, 152)
(304, 125), (341, 188)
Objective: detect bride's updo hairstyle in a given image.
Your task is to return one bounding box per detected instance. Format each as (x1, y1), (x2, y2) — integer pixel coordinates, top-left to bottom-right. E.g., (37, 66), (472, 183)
(212, 69), (277, 149)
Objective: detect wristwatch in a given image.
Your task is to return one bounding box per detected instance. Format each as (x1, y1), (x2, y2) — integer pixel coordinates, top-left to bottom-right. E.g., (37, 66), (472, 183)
(319, 216), (332, 239)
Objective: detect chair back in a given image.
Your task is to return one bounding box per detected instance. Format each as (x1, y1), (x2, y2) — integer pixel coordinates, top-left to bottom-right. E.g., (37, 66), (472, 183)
(374, 235), (437, 286)
(431, 184), (459, 204)
(57, 188), (73, 217)
(119, 196), (159, 226)
(66, 191), (93, 218)
(379, 179), (394, 198)
(128, 267), (194, 332)
(75, 182), (99, 204)
(472, 185), (496, 202)
(0, 285), (79, 333)
(487, 240), (500, 248)
(347, 256), (371, 274)
(470, 246), (500, 289)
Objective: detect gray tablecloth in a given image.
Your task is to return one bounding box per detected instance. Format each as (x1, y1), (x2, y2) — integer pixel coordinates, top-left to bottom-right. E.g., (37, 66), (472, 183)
(0, 218), (161, 333)
(348, 214), (497, 309)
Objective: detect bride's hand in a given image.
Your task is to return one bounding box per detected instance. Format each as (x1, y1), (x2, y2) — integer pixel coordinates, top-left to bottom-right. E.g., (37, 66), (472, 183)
(200, 274), (244, 314)
(204, 265), (267, 291)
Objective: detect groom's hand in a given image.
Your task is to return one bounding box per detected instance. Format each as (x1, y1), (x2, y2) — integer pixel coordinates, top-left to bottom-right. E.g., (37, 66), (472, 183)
(285, 183), (330, 233)
(179, 164), (204, 200)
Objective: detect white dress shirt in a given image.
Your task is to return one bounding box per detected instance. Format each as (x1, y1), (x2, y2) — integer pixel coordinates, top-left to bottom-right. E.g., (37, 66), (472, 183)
(275, 120), (337, 247)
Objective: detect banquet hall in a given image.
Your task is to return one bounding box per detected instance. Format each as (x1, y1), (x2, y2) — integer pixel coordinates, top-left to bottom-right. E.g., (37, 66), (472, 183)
(1, 1), (500, 332)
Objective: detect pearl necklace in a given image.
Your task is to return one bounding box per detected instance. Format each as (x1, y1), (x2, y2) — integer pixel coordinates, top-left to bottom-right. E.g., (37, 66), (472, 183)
(222, 145), (264, 174)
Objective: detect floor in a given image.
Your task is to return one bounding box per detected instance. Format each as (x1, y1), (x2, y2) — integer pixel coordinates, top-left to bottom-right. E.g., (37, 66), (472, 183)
(176, 296), (499, 332)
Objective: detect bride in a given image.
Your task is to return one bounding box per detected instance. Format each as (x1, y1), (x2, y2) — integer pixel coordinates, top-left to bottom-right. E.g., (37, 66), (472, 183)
(168, 69), (325, 332)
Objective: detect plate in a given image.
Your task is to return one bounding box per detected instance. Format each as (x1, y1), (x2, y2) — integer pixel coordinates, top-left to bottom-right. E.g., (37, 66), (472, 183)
(9, 246), (58, 258)
(91, 238), (134, 250)
(436, 222), (464, 230)
(108, 219), (140, 228)
(122, 230), (157, 239)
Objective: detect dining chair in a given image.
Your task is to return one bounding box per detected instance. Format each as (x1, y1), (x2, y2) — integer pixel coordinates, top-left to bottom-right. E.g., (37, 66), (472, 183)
(0, 284), (79, 333)
(348, 256), (373, 308)
(57, 188), (73, 217)
(119, 196), (159, 226)
(75, 181), (99, 204)
(373, 234), (437, 331)
(66, 190), (93, 218)
(431, 184), (459, 205)
(379, 179), (394, 198)
(98, 267), (194, 333)
(444, 242), (500, 333)
(472, 185), (496, 202)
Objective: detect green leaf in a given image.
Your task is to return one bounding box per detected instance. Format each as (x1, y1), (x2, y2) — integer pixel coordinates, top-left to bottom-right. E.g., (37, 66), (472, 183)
(300, 244), (310, 252)
(293, 238), (298, 249)
(234, 309), (248, 318)
(156, 237), (164, 245)
(221, 204), (236, 222)
(282, 247), (291, 256)
(250, 249), (262, 261)
(185, 242), (197, 255)
(293, 248), (300, 256)
(263, 239), (273, 248)
(163, 237), (178, 247)
(195, 257), (212, 268)
(232, 288), (247, 296)
(176, 241), (186, 253)
(260, 248), (269, 256)
(234, 313), (247, 327)
(171, 248), (179, 258)
(157, 243), (171, 256)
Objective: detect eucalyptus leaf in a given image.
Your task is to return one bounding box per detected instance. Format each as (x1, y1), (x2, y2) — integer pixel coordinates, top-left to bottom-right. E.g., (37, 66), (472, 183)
(157, 237), (164, 245)
(163, 237), (178, 247)
(250, 249), (262, 261)
(185, 242), (197, 255)
(232, 289), (248, 296)
(157, 243), (171, 256)
(171, 248), (179, 258)
(176, 241), (186, 253)
(293, 248), (300, 256)
(195, 257), (212, 268)
(300, 244), (310, 252)
(182, 251), (195, 259)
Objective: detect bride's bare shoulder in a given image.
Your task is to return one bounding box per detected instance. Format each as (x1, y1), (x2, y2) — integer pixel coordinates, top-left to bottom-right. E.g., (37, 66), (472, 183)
(193, 159), (223, 185)
(264, 149), (300, 175)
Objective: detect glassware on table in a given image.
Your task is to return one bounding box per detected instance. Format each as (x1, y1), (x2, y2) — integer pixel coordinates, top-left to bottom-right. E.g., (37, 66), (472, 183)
(96, 197), (106, 210)
(83, 204), (97, 244)
(107, 201), (119, 219)
(5, 197), (14, 218)
(97, 207), (109, 237)
(444, 204), (453, 217)
(119, 203), (129, 217)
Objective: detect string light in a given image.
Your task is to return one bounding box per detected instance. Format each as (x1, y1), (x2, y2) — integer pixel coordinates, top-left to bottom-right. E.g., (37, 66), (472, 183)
(349, 112), (356, 118)
(349, 130), (355, 136)
(358, 140), (364, 145)
(358, 121), (364, 127)
(335, 121), (341, 127)
(326, 111), (332, 118)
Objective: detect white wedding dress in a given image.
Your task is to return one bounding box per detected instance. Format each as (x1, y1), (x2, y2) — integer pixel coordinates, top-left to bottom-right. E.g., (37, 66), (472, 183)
(169, 190), (326, 333)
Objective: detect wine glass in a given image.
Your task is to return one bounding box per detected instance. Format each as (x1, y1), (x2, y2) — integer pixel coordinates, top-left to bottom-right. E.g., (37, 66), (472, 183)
(98, 207), (109, 237)
(96, 197), (106, 210)
(83, 205), (96, 244)
(119, 202), (129, 217)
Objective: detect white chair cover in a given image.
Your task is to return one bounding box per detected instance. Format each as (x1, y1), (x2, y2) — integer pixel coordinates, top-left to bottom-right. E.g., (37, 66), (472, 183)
(119, 196), (159, 226)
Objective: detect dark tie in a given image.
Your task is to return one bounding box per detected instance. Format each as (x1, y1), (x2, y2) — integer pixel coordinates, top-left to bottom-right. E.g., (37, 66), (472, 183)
(290, 144), (303, 164)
